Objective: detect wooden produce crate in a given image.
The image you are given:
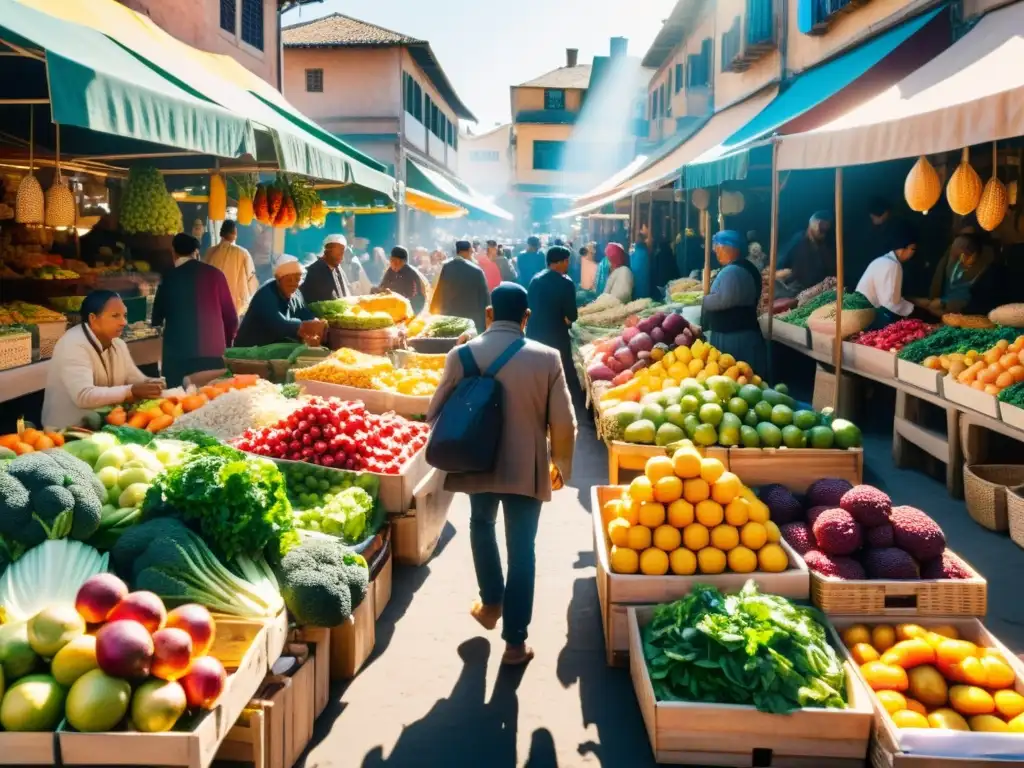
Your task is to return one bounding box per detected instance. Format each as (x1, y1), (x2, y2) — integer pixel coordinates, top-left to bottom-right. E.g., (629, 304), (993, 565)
(810, 549), (987, 617)
(213, 708), (267, 768)
(811, 330), (836, 359)
(726, 447), (864, 490)
(0, 331), (32, 372)
(841, 342), (897, 380)
(293, 627), (331, 720)
(298, 380), (431, 418)
(593, 486), (810, 666)
(31, 318), (67, 361)
(372, 540), (394, 619)
(832, 616), (1024, 768)
(896, 359), (943, 394)
(943, 378), (1001, 419)
(999, 400), (1024, 432)
(392, 467), (453, 566)
(772, 320), (811, 348)
(375, 448), (430, 515)
(606, 441), (728, 485)
(263, 611), (289, 671)
(58, 617), (269, 767)
(0, 734), (55, 765)
(327, 588), (376, 681)
(628, 606), (873, 767)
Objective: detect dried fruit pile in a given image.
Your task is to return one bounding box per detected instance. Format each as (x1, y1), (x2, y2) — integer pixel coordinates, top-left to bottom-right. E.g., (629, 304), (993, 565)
(849, 319), (937, 352)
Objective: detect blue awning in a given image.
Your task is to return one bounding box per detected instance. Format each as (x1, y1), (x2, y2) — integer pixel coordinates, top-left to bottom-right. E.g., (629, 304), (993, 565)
(684, 6), (945, 189)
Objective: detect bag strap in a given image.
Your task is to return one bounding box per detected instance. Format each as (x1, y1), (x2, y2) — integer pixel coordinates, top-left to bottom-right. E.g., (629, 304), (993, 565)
(484, 338), (526, 378)
(457, 345), (481, 377)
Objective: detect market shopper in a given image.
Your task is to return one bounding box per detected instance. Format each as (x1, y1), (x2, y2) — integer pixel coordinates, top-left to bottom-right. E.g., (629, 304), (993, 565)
(375, 246), (428, 314)
(430, 240), (490, 335)
(477, 242), (502, 292)
(234, 255), (326, 348)
(516, 236), (545, 289)
(777, 211), (836, 293)
(426, 282), (576, 666)
(204, 220), (258, 315)
(924, 233), (1001, 317)
(42, 291), (165, 429)
(526, 246), (578, 372)
(300, 234), (354, 304)
(602, 242), (634, 303)
(855, 222), (919, 328)
(579, 244), (598, 292)
(494, 243), (518, 284)
(631, 228), (652, 300)
(701, 230), (767, 375)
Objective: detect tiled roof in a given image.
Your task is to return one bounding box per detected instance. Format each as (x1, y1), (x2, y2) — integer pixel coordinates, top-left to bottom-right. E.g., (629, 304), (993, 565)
(517, 65), (593, 90)
(283, 12), (423, 47)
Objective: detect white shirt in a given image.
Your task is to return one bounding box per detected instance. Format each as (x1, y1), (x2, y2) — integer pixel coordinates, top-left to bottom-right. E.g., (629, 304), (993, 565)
(604, 266), (634, 303)
(855, 253), (913, 317)
(42, 324), (149, 430)
(205, 241), (258, 315)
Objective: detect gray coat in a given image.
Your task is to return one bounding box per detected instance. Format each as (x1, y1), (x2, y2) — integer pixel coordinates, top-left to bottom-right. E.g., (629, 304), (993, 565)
(426, 322), (577, 502)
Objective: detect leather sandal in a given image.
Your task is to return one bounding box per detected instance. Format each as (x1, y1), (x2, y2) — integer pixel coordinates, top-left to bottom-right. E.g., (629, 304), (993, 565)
(470, 601), (502, 631)
(501, 644), (535, 666)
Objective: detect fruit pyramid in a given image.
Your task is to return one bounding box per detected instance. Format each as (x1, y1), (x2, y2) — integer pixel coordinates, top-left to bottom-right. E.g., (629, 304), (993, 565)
(603, 443), (790, 576)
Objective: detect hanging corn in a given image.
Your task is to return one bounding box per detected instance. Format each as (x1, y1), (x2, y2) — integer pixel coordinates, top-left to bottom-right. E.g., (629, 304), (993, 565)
(208, 173), (227, 221)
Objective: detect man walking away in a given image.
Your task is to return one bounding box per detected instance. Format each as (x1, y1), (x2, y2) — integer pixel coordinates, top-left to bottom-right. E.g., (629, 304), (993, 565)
(477, 240), (502, 292)
(526, 246), (577, 376)
(301, 234), (353, 304)
(495, 243), (518, 283)
(375, 246), (428, 314)
(204, 220), (258, 315)
(426, 283), (576, 665)
(430, 240), (490, 335)
(516, 236), (545, 289)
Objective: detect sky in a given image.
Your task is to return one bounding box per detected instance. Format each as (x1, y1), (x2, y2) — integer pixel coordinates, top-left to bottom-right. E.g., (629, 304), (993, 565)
(282, 0), (677, 128)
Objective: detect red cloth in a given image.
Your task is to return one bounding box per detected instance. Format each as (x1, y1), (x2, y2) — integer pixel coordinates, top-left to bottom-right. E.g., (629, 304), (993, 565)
(477, 254), (502, 292)
(605, 243), (627, 270)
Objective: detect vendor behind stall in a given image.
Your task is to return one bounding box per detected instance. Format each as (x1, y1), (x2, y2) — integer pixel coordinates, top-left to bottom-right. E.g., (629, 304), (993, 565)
(777, 211), (836, 293)
(301, 234), (353, 304)
(925, 233), (1000, 317)
(42, 291), (164, 429)
(602, 242), (633, 303)
(701, 231), (766, 375)
(233, 256), (326, 348)
(79, 213), (125, 266)
(855, 221), (918, 328)
(375, 246), (428, 314)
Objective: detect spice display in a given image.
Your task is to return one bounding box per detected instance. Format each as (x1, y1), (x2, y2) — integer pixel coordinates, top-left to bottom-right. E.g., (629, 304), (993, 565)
(849, 319), (937, 352)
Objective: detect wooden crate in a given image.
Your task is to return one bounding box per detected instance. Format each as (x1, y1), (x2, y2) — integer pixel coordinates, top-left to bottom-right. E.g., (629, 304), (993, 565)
(811, 330), (836, 359)
(593, 486), (810, 666)
(214, 708), (266, 768)
(298, 380), (431, 418)
(392, 467), (453, 566)
(293, 627), (331, 720)
(810, 549), (987, 617)
(772, 320), (811, 348)
(726, 447), (864, 490)
(0, 734), (55, 765)
(832, 616), (1024, 767)
(328, 589), (376, 681)
(999, 401), (1024, 432)
(896, 359), (943, 394)
(841, 342), (897, 380)
(606, 442), (729, 485)
(628, 606), (873, 766)
(943, 378), (1001, 419)
(373, 542), (393, 619)
(59, 618), (269, 767)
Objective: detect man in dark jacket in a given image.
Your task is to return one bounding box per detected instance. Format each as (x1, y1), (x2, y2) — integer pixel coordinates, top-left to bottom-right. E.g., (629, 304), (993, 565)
(234, 255), (325, 348)
(375, 246), (428, 314)
(777, 211), (836, 293)
(526, 246), (578, 377)
(300, 234), (352, 305)
(491, 241), (518, 283)
(430, 240), (490, 334)
(151, 233), (238, 387)
(516, 236), (545, 289)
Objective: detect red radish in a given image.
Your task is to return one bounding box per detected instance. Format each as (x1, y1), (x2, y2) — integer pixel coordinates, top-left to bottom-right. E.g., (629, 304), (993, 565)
(180, 656), (227, 710)
(107, 591), (167, 633)
(75, 573), (129, 624)
(151, 628), (194, 681)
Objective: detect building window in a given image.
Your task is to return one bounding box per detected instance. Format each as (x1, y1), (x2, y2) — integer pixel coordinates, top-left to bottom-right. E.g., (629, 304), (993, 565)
(447, 120), (455, 147)
(721, 17), (742, 72)
(424, 94), (432, 130)
(674, 62), (683, 93)
(413, 82), (423, 121)
(687, 38), (712, 87)
(431, 104), (440, 136)
(747, 0), (777, 45)
(220, 0), (235, 33)
(453, 131), (458, 151)
(533, 140), (565, 171)
(240, 0), (263, 50)
(663, 83), (671, 117)
(305, 69), (323, 93)
(544, 89), (565, 110)
(470, 150), (500, 162)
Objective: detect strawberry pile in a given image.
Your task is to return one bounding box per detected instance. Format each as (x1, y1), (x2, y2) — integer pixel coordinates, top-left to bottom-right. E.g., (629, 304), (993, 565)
(849, 319), (936, 352)
(235, 397), (429, 475)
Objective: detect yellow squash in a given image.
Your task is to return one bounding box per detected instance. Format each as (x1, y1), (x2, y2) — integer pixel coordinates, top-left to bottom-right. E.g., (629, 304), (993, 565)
(904, 156), (941, 214)
(208, 173), (227, 221)
(946, 147), (982, 215)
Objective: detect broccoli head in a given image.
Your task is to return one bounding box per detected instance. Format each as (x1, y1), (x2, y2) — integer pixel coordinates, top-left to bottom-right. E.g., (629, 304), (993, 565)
(0, 452), (105, 545)
(277, 538), (369, 627)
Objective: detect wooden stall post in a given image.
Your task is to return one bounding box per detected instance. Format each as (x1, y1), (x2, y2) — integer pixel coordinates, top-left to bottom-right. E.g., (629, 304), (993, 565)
(766, 142), (780, 383)
(833, 167), (845, 413)
(702, 210), (712, 296)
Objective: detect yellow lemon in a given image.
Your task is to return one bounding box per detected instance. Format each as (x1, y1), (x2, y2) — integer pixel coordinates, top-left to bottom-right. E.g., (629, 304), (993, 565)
(698, 547), (727, 574)
(664, 350), (676, 366)
(672, 447), (702, 479)
(724, 498), (749, 526)
(610, 546), (639, 574)
(695, 500), (724, 527)
(627, 525), (652, 551)
(764, 520), (781, 543)
(645, 455), (675, 484)
(841, 625), (872, 647)
(653, 475), (683, 504)
(740, 521), (768, 550)
(602, 499), (623, 525)
(629, 475), (654, 504)
(710, 472), (741, 505)
(699, 457), (726, 484)
(704, 362), (720, 377)
(718, 353), (736, 369)
(752, 374), (762, 385)
(683, 478), (710, 503)
(682, 523), (709, 551)
(710, 524), (739, 551)
(653, 524), (682, 552)
(727, 546), (758, 573)
(667, 499), (695, 528)
(639, 547), (670, 575)
(638, 502), (666, 528)
(617, 498), (640, 526)
(687, 358), (703, 376)
(757, 543), (789, 572)
(747, 498), (769, 523)
(708, 347), (720, 363)
(669, 548), (697, 575)
(675, 346), (692, 364)
(607, 518), (631, 547)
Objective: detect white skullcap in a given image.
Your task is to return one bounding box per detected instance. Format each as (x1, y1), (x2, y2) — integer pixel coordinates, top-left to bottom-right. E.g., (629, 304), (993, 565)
(274, 254), (303, 278)
(323, 233), (348, 248)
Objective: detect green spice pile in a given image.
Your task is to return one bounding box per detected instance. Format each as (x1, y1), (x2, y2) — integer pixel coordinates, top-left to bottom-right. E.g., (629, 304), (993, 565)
(897, 326), (1022, 363)
(224, 343), (304, 361)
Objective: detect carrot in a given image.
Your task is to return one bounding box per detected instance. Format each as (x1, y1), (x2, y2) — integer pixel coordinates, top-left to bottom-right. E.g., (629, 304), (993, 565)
(146, 414), (174, 433)
(200, 386), (220, 400)
(106, 408), (127, 426)
(20, 428), (41, 446)
(45, 431), (64, 447)
(141, 408), (164, 423)
(0, 434), (20, 450)
(160, 400), (177, 416)
(13, 442), (33, 455)
(33, 435), (54, 451)
(127, 413), (149, 430)
(181, 395), (206, 413)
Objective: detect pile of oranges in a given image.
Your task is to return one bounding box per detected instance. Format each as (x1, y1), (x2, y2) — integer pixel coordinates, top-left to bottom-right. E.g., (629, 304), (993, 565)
(923, 336), (1024, 395)
(601, 444), (790, 576)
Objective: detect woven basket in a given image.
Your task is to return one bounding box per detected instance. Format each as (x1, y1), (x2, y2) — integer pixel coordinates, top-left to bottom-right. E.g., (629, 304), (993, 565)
(806, 304), (876, 338)
(1007, 486), (1024, 549)
(963, 464), (1024, 531)
(32, 319), (67, 360)
(0, 331), (32, 371)
(327, 326), (405, 357)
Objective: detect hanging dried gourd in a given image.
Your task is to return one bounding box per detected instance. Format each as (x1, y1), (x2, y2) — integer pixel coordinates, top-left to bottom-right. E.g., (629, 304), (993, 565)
(904, 156), (941, 214)
(947, 147), (982, 215)
(691, 188), (710, 211)
(44, 124), (76, 229)
(310, 199), (326, 228)
(976, 142), (1008, 232)
(15, 107), (44, 225)
(267, 176), (285, 222)
(253, 183), (270, 224)
(208, 173), (227, 221)
(232, 174), (258, 226)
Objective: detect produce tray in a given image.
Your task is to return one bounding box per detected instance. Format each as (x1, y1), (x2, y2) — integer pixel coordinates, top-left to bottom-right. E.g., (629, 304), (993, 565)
(727, 447), (864, 490)
(809, 549), (987, 617)
(605, 441), (728, 485)
(832, 616), (1024, 767)
(407, 336), (458, 354)
(628, 606), (873, 767)
(896, 359), (943, 395)
(297, 379), (431, 417)
(392, 467), (452, 566)
(373, 539), (394, 619)
(943, 377), (1001, 419)
(593, 486), (810, 666)
(327, 587), (376, 681)
(841, 341), (897, 380)
(757, 313), (770, 339)
(771, 320), (811, 349)
(0, 733), (55, 765)
(57, 617), (269, 768)
(999, 401), (1024, 432)
(810, 330), (835, 360)
(292, 627), (331, 720)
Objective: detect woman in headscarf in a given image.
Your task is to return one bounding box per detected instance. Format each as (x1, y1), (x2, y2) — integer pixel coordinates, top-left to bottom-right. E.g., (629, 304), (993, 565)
(602, 242), (634, 303)
(701, 230), (767, 375)
(923, 232), (1001, 317)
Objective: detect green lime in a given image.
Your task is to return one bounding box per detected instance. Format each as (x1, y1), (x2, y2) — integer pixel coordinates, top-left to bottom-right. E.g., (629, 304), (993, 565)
(699, 403), (724, 427)
(680, 394), (700, 414)
(740, 425), (761, 447)
(808, 425), (835, 449)
(727, 397), (749, 418)
(770, 404), (794, 427)
(693, 423), (719, 446)
(793, 410), (818, 430)
(782, 425), (807, 448)
(756, 422), (783, 448)
(753, 400), (773, 422)
(655, 422), (686, 447)
(739, 384), (763, 407)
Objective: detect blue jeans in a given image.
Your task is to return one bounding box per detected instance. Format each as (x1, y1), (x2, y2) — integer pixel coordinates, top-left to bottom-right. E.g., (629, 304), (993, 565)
(469, 493), (542, 646)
